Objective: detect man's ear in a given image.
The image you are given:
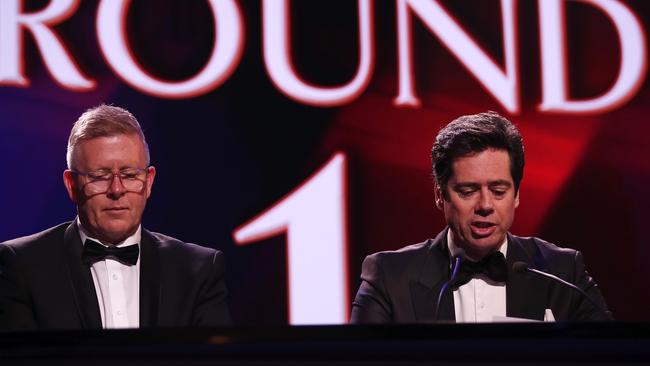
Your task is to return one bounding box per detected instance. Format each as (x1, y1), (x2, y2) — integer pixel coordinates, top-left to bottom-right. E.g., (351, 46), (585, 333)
(514, 189), (520, 208)
(145, 166), (156, 199)
(63, 170), (79, 204)
(434, 182), (444, 210)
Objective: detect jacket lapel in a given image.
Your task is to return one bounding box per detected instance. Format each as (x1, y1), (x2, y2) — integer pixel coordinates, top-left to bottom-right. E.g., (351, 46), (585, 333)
(63, 221), (102, 329)
(506, 234), (547, 321)
(139, 229), (160, 327)
(410, 230), (455, 322)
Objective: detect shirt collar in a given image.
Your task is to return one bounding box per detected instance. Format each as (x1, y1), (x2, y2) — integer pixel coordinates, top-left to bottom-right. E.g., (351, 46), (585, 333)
(447, 228), (507, 262)
(77, 217), (141, 248)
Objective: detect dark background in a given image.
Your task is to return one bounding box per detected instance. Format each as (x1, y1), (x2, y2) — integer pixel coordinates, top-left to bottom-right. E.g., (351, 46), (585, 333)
(0, 0), (648, 323)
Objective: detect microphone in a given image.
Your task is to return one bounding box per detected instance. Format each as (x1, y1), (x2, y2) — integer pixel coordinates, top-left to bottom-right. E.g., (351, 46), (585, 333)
(435, 249), (464, 321)
(512, 261), (613, 320)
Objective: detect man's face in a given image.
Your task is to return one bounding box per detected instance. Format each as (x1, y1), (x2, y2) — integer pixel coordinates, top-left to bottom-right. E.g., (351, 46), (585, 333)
(63, 134), (155, 244)
(435, 148), (519, 259)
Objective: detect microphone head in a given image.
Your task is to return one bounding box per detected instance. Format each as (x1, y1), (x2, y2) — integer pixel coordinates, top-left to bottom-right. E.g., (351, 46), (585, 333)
(512, 261), (529, 274)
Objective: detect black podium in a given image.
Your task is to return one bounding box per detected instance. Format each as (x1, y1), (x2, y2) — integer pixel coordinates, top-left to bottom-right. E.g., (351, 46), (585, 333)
(2, 323), (649, 365)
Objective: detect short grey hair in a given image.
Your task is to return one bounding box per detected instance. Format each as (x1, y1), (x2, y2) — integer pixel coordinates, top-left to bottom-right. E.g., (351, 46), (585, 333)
(66, 104), (150, 170)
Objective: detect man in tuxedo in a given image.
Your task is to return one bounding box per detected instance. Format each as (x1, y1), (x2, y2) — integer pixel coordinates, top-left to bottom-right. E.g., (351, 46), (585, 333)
(351, 111), (610, 323)
(0, 105), (230, 330)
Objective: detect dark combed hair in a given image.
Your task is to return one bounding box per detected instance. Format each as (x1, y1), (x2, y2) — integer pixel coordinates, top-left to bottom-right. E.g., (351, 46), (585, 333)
(431, 111), (525, 197)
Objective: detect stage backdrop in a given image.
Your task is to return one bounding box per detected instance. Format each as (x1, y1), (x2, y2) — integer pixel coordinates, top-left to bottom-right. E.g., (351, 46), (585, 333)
(0, 0), (649, 323)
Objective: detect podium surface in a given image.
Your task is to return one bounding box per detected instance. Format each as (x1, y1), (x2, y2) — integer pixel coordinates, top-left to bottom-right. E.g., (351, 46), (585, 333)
(1, 323), (648, 365)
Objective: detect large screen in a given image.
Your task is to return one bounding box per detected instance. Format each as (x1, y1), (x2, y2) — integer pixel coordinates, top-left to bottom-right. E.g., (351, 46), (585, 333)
(0, 0), (648, 323)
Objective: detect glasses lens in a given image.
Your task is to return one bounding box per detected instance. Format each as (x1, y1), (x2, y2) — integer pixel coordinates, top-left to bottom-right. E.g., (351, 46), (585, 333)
(81, 170), (146, 195)
(84, 180), (110, 195)
(122, 179), (145, 192)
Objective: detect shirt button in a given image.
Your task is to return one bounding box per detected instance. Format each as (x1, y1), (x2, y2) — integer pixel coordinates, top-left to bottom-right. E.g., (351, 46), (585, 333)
(112, 274), (118, 280)
(116, 310), (123, 316)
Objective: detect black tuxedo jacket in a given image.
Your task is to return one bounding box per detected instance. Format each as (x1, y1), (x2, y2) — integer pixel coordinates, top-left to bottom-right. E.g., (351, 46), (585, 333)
(351, 229), (610, 323)
(0, 221), (230, 330)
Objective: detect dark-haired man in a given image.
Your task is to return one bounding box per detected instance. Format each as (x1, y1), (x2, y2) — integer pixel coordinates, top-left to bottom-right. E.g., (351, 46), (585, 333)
(0, 105), (230, 330)
(351, 111), (610, 323)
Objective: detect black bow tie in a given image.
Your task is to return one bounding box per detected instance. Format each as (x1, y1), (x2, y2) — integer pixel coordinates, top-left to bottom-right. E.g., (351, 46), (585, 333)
(452, 251), (508, 289)
(82, 239), (139, 266)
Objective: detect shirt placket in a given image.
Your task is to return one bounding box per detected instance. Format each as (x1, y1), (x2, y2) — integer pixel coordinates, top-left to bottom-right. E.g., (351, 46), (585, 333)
(106, 259), (129, 328)
(475, 280), (486, 321)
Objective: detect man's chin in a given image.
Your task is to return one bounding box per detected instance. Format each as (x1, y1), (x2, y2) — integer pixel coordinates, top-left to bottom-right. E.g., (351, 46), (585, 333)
(463, 234), (505, 256)
(473, 237), (504, 251)
(97, 224), (136, 244)
(453, 229), (505, 257)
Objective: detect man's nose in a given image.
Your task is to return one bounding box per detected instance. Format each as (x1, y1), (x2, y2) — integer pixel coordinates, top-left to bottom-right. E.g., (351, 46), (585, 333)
(475, 189), (494, 216)
(107, 174), (126, 197)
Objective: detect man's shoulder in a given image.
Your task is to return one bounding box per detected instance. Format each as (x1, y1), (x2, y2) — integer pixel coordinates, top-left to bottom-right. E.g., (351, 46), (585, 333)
(365, 239), (435, 270)
(510, 234), (578, 256)
(1, 222), (71, 252)
(145, 229), (219, 258)
(509, 234), (581, 272)
(369, 240), (432, 258)
(358, 238), (446, 287)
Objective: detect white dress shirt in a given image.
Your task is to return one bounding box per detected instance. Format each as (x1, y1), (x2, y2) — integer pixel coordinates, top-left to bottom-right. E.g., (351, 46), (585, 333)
(447, 231), (507, 323)
(78, 219), (140, 329)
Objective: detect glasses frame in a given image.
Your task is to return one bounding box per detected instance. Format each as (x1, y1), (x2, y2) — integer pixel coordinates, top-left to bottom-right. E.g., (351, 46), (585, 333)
(71, 167), (150, 196)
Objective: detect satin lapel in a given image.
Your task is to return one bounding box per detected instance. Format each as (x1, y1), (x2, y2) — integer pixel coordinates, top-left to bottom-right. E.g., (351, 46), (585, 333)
(410, 230), (455, 322)
(506, 234), (546, 321)
(139, 229), (160, 327)
(63, 221), (102, 329)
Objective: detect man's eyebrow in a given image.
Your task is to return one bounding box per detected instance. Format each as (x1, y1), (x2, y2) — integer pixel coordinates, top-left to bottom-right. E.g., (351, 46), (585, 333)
(489, 180), (513, 187)
(451, 181), (513, 189)
(452, 182), (480, 189)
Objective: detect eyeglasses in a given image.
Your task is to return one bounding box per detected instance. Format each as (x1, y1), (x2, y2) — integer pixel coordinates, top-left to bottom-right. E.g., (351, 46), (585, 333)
(72, 168), (149, 196)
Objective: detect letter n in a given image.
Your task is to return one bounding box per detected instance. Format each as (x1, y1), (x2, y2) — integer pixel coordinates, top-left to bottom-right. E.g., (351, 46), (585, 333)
(395, 0), (519, 113)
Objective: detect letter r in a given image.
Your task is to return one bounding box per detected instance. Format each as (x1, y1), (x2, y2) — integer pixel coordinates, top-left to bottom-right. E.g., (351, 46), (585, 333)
(0, 0), (95, 89)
